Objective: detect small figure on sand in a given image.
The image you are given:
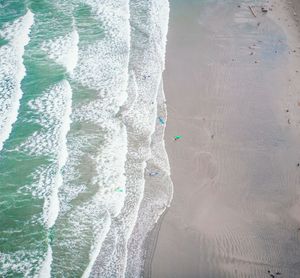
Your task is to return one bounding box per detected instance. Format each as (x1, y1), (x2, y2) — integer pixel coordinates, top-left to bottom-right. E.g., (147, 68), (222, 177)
(142, 74), (151, 80)
(174, 135), (182, 141)
(149, 172), (159, 177)
(158, 117), (165, 125)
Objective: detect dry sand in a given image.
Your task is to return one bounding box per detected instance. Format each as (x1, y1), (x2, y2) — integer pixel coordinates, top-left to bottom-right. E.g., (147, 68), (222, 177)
(147, 0), (300, 277)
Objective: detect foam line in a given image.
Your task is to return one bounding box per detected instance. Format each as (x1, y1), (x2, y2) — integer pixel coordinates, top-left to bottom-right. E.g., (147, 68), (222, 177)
(0, 10), (34, 153)
(26, 80), (73, 277)
(24, 80), (72, 227)
(41, 27), (79, 74)
(38, 244), (52, 278)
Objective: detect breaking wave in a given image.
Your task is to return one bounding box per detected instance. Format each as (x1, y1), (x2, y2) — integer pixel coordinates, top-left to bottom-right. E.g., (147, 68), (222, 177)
(0, 10), (34, 153)
(0, 1), (172, 277)
(41, 27), (79, 75)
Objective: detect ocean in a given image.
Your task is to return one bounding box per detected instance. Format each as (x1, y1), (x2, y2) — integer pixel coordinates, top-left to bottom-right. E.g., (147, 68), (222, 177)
(0, 0), (173, 277)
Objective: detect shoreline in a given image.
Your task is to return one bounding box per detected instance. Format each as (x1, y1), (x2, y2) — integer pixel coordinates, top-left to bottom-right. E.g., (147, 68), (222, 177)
(143, 208), (168, 278)
(90, 0), (172, 276)
(147, 0), (300, 277)
(125, 79), (173, 277)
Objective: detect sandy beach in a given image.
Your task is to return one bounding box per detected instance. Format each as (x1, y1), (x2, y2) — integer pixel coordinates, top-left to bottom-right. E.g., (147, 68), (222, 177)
(148, 0), (300, 277)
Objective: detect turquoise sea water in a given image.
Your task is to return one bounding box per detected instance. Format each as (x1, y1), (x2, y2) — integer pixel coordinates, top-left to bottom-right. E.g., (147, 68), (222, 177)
(0, 0), (172, 277)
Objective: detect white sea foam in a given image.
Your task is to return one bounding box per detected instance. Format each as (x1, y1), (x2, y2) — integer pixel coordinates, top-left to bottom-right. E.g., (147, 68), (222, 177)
(0, 10), (34, 153)
(41, 27), (79, 74)
(49, 0), (132, 276)
(68, 0), (130, 221)
(20, 81), (72, 276)
(0, 249), (44, 277)
(124, 0), (172, 272)
(81, 211), (111, 278)
(2, 0), (171, 276)
(126, 83), (173, 278)
(89, 0), (172, 276)
(31, 0), (132, 276)
(38, 244), (52, 278)
(20, 80), (72, 232)
(22, 80), (72, 227)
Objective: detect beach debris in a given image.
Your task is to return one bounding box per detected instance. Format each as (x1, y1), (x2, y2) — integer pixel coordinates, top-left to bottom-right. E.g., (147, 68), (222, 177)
(174, 135), (182, 141)
(237, 4), (241, 8)
(261, 6), (268, 13)
(249, 6), (257, 17)
(142, 74), (151, 80)
(297, 163), (299, 167)
(149, 172), (159, 177)
(267, 270), (282, 277)
(286, 109), (289, 113)
(158, 116), (165, 125)
(288, 119), (291, 124)
(115, 187), (124, 192)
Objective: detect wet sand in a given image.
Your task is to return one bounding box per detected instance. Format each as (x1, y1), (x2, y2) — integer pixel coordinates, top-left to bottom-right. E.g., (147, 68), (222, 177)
(149, 0), (300, 277)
